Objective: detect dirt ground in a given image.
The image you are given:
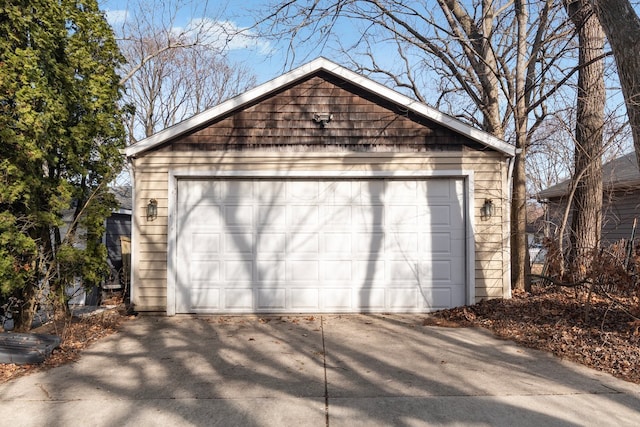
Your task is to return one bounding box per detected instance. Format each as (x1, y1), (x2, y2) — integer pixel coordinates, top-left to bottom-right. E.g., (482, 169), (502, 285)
(2, 285), (639, 384)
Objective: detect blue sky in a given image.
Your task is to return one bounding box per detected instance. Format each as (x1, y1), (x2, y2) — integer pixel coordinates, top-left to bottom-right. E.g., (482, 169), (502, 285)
(99, 0), (339, 85)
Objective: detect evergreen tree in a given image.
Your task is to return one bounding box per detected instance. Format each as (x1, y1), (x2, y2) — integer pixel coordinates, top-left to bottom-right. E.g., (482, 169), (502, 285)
(0, 0), (125, 331)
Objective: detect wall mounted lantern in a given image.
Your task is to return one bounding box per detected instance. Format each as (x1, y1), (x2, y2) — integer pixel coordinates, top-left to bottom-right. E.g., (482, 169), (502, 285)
(147, 199), (158, 221)
(481, 199), (494, 221)
(313, 113), (333, 128)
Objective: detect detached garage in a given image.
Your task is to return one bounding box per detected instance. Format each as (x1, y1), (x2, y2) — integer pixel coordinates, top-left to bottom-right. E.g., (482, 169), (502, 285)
(125, 58), (516, 315)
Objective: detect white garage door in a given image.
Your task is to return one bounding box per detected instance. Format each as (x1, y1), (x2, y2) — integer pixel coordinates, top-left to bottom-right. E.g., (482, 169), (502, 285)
(175, 178), (466, 313)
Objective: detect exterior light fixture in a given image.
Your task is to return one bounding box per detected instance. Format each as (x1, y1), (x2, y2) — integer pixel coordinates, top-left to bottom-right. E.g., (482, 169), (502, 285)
(147, 199), (158, 221)
(481, 199), (494, 221)
(313, 113), (333, 128)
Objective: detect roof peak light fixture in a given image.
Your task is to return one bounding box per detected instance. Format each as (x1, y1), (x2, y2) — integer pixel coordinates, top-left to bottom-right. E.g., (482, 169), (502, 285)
(313, 113), (333, 128)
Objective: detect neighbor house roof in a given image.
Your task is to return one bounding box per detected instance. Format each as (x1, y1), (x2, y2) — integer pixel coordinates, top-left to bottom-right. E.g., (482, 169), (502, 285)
(124, 57), (515, 158)
(109, 186), (132, 212)
(538, 151), (640, 199)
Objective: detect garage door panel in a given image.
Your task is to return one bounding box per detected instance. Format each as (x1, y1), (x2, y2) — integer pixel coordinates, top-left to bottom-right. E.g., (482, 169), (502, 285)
(421, 179), (452, 199)
(257, 181), (286, 202)
(353, 205), (384, 227)
(387, 181), (422, 201)
(386, 233), (419, 254)
(387, 205), (419, 227)
(353, 260), (386, 284)
(225, 260), (253, 281)
(258, 205), (286, 227)
(288, 205), (319, 227)
(355, 232), (385, 254)
(288, 233), (319, 254)
(422, 206), (457, 227)
(190, 232), (221, 255)
(388, 261), (424, 282)
(287, 181), (319, 201)
(321, 205), (352, 226)
(256, 233), (286, 255)
(356, 180), (385, 201)
(322, 288), (352, 309)
(176, 178), (467, 313)
(323, 233), (352, 253)
(291, 288), (319, 309)
(419, 260), (453, 281)
(190, 260), (221, 281)
(180, 205), (222, 226)
(224, 233), (254, 254)
(421, 232), (453, 254)
(323, 260), (353, 281)
(387, 288), (419, 309)
(256, 260), (286, 282)
(178, 181), (222, 204)
(224, 288), (253, 309)
(190, 288), (220, 310)
(257, 288), (286, 309)
(419, 261), (465, 285)
(320, 181), (354, 202)
(419, 231), (466, 255)
(424, 288), (453, 309)
(221, 181), (254, 200)
(287, 260), (319, 281)
(224, 205), (253, 227)
(356, 288), (386, 309)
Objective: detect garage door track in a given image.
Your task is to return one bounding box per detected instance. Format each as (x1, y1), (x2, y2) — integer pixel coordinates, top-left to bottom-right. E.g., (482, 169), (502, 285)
(1, 315), (639, 426)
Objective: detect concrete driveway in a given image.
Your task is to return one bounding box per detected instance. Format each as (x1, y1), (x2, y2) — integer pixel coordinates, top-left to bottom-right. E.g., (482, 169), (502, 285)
(1, 314), (639, 426)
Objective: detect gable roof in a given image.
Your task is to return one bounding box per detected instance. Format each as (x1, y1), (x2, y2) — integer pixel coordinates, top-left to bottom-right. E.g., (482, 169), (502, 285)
(125, 57), (515, 158)
(538, 151), (640, 199)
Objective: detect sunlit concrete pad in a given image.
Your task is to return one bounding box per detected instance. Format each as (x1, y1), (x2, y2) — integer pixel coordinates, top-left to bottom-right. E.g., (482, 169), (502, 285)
(328, 394), (640, 427)
(321, 315), (633, 398)
(0, 314), (639, 427)
(0, 398), (326, 427)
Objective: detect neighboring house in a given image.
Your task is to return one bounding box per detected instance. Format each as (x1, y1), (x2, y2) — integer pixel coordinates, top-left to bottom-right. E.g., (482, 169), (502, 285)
(538, 151), (640, 245)
(104, 186), (132, 292)
(124, 58), (517, 315)
(64, 186), (132, 305)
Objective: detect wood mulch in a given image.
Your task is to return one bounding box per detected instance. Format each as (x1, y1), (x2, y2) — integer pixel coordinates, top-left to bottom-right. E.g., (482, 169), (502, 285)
(1, 285), (639, 384)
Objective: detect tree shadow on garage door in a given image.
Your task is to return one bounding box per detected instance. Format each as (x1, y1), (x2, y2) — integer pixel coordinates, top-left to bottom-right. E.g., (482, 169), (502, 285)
(4, 315), (639, 426)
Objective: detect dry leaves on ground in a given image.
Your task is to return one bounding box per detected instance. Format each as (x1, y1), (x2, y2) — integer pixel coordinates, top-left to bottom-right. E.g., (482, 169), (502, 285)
(0, 308), (129, 384)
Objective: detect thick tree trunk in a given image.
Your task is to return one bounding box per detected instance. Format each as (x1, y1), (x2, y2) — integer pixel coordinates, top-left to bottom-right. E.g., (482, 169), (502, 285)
(566, 0), (605, 276)
(12, 283), (38, 332)
(590, 0), (640, 167)
(511, 0), (531, 291)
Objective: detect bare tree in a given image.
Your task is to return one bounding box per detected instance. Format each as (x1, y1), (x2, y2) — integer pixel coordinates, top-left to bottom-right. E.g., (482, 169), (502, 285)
(564, 0), (605, 277)
(589, 0), (640, 166)
(258, 0), (580, 291)
(112, 0), (257, 141)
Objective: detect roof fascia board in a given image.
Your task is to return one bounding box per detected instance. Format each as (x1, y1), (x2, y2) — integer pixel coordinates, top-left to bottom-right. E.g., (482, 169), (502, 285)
(125, 57), (515, 158)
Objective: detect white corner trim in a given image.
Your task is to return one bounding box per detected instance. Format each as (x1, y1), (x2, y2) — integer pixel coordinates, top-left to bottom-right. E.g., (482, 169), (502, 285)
(129, 171), (137, 308)
(125, 57), (515, 158)
(465, 171), (476, 305)
(166, 170), (178, 316)
(165, 168), (476, 315)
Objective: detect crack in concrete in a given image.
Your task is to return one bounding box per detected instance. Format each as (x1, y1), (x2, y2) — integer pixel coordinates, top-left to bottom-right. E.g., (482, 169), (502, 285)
(321, 315), (329, 427)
